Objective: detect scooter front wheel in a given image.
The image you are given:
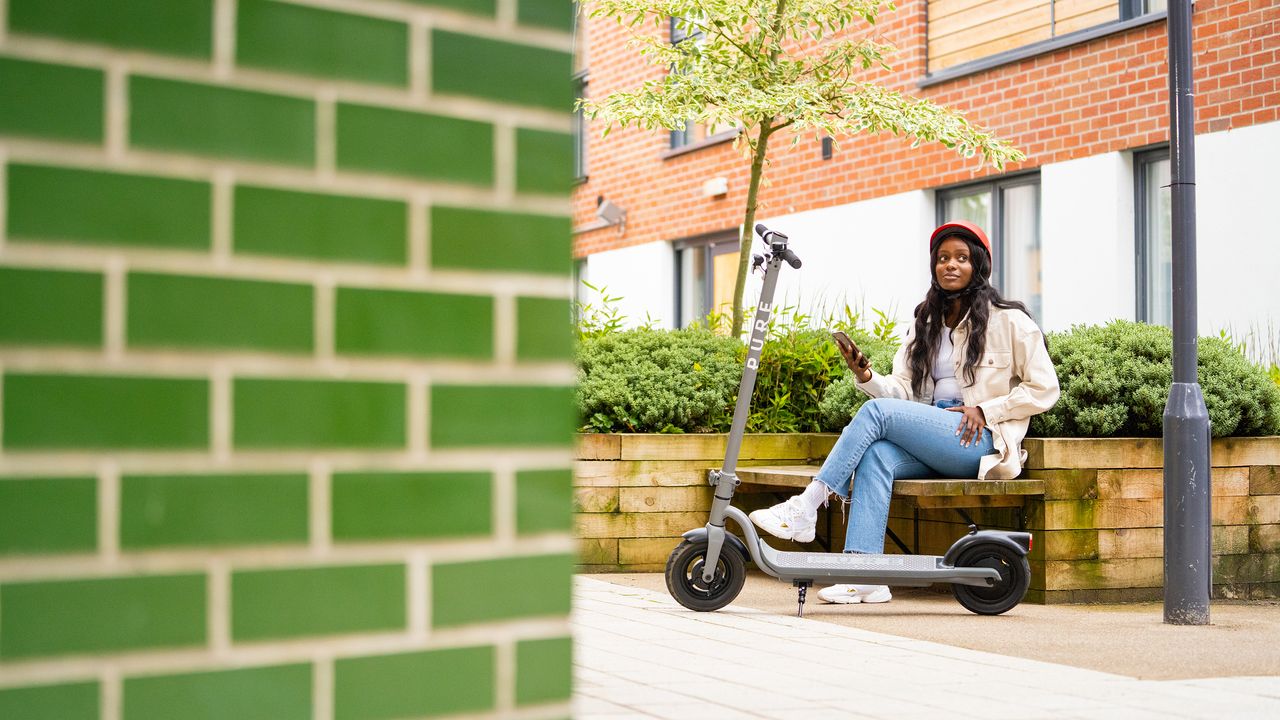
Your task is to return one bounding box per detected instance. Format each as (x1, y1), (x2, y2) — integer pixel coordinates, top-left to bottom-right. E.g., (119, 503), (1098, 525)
(951, 542), (1031, 615)
(665, 539), (746, 612)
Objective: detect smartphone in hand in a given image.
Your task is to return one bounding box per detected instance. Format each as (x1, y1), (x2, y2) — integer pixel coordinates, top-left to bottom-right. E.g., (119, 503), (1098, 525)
(831, 330), (870, 373)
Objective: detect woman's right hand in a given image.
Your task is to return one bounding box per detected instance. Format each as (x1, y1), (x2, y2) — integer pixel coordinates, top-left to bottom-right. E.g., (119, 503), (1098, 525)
(834, 334), (873, 383)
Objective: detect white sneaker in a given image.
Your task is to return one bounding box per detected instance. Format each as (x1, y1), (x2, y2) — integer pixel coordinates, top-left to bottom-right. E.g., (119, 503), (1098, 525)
(817, 584), (892, 604)
(748, 496), (817, 543)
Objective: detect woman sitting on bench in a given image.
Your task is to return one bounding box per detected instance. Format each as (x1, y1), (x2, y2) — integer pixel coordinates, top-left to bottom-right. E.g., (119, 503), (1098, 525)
(750, 221), (1060, 604)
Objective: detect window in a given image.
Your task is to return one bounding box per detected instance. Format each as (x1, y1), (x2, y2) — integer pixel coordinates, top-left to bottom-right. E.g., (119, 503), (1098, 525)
(572, 3), (589, 181)
(927, 0), (1169, 75)
(1135, 148), (1172, 326)
(674, 232), (739, 328)
(938, 175), (1042, 320)
(667, 17), (729, 151)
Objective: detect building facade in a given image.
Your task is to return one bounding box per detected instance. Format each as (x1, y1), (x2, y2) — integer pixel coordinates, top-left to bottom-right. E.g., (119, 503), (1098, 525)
(573, 0), (1279, 339)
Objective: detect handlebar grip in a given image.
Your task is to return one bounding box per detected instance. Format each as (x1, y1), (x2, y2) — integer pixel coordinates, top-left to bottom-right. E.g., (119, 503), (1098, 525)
(754, 223), (770, 238)
(781, 249), (802, 269)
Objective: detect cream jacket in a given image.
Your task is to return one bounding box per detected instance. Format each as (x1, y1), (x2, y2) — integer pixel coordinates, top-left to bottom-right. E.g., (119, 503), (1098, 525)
(855, 306), (1060, 480)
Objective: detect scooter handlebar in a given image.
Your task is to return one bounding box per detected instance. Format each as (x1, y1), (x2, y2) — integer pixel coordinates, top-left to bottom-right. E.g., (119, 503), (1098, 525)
(754, 224), (801, 268)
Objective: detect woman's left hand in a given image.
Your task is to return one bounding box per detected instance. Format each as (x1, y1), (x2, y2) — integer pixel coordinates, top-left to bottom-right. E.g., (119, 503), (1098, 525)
(946, 405), (987, 447)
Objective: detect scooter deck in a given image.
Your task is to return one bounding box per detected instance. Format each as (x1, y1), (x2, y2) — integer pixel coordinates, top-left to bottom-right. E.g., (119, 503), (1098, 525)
(722, 506), (1003, 588)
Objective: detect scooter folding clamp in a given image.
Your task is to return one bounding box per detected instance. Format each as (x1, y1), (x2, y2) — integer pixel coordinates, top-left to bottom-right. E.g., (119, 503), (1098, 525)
(706, 469), (739, 488)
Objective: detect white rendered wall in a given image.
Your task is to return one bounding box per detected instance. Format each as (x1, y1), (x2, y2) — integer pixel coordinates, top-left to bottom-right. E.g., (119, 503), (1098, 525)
(582, 120), (1280, 340)
(577, 239), (675, 327)
(758, 190), (937, 328)
(1039, 152), (1136, 331)
(1196, 120), (1280, 341)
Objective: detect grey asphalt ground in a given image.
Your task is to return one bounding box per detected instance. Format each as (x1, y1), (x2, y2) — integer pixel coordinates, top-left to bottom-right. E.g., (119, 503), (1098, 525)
(587, 572), (1280, 681)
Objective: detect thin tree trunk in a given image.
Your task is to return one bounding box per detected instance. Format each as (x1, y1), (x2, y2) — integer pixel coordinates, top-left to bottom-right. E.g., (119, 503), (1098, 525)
(730, 122), (773, 335)
(730, 0), (789, 337)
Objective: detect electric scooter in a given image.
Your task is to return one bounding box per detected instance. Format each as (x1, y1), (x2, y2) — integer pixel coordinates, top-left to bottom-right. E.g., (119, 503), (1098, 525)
(665, 224), (1032, 617)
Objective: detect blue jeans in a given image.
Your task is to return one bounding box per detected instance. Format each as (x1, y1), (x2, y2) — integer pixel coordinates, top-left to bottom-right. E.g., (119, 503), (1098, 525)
(814, 397), (994, 553)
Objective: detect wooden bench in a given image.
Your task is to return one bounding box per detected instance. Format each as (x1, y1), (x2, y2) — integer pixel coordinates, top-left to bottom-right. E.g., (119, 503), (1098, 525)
(727, 465), (1045, 553)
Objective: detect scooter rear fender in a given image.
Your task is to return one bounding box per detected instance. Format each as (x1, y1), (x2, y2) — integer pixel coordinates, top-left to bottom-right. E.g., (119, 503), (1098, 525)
(942, 530), (1032, 566)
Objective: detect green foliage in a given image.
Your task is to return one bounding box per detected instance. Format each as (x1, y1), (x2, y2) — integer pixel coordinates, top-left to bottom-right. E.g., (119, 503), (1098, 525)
(576, 327), (742, 433)
(581, 0), (1024, 169)
(581, 0), (1025, 334)
(1030, 321), (1280, 438)
(815, 331), (900, 429)
(576, 300), (904, 433)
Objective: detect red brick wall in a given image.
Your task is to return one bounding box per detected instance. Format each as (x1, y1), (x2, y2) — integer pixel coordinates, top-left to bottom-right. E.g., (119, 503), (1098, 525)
(573, 0), (1279, 257)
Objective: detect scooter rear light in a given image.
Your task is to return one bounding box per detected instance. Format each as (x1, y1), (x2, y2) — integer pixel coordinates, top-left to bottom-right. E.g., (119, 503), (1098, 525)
(1028, 534), (1033, 552)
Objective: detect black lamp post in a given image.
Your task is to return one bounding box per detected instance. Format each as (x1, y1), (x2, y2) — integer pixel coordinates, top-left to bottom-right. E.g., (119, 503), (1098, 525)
(1162, 0), (1211, 626)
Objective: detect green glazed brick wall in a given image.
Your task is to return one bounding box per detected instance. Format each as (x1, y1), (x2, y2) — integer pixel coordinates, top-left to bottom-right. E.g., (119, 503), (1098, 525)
(0, 1), (576, 718)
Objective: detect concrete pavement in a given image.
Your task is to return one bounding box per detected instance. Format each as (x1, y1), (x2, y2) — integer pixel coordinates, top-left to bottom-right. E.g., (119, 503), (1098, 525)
(572, 576), (1280, 719)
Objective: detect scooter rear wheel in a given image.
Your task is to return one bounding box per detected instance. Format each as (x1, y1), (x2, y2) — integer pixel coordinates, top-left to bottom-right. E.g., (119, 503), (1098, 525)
(665, 539), (746, 612)
(951, 543), (1031, 615)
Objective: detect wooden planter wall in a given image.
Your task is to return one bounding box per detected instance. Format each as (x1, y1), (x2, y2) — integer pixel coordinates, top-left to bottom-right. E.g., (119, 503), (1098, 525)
(575, 434), (1280, 603)
(1022, 437), (1280, 603)
(574, 434), (836, 572)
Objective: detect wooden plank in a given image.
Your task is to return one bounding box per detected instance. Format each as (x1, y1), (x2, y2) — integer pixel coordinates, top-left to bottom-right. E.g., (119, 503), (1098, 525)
(574, 459), (788, 488)
(619, 486), (713, 513)
(619, 433), (814, 461)
(577, 538), (618, 565)
(1034, 587), (1164, 604)
(929, 23), (1052, 73)
(893, 478), (1043, 496)
(908, 495), (1031, 509)
(574, 511), (707, 539)
(1216, 553), (1280, 584)
(1055, 5), (1121, 34)
(930, 0), (1049, 40)
(1098, 525), (1251, 559)
(808, 434), (839, 458)
(1039, 529), (1099, 561)
(576, 433), (622, 460)
(1027, 469), (1099, 500)
(1026, 437), (1280, 469)
(735, 466), (1042, 498)
(1044, 557), (1163, 590)
(930, 0), (1043, 23)
(1211, 437), (1280, 466)
(1037, 497), (1250, 530)
(1024, 438), (1164, 470)
(1252, 495), (1280, 524)
(928, 7), (1050, 58)
(573, 487), (619, 513)
(1251, 465), (1280, 495)
(1251, 525), (1280, 553)
(735, 465), (820, 488)
(619, 537), (682, 565)
(1093, 467), (1251, 499)
(1053, 0), (1116, 20)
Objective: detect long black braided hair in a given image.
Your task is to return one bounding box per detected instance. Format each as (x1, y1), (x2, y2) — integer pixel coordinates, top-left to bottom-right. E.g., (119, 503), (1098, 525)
(906, 233), (1036, 399)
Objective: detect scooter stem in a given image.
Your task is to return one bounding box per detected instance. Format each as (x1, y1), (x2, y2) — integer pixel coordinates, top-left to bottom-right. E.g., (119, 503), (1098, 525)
(703, 228), (793, 583)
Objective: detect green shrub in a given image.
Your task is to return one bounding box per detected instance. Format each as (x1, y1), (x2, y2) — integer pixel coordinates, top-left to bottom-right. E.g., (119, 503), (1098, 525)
(576, 327), (741, 433)
(1030, 321), (1280, 438)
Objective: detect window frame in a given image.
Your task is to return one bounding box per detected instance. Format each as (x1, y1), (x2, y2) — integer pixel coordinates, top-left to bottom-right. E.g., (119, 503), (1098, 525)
(572, 2), (589, 183)
(673, 230), (740, 328)
(668, 16), (706, 152)
(920, 3), (1170, 88)
(936, 172), (1042, 315)
(1134, 145), (1172, 324)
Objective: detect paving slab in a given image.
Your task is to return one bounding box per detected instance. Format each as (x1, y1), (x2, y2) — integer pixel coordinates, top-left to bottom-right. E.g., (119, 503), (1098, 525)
(573, 575), (1280, 719)
(588, 571), (1280, 680)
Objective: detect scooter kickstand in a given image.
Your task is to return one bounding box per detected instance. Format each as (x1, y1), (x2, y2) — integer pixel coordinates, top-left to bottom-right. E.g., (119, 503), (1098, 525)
(794, 581), (812, 618)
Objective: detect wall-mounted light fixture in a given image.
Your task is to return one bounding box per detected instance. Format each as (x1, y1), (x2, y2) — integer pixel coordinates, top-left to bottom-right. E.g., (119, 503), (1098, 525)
(594, 197), (626, 236)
